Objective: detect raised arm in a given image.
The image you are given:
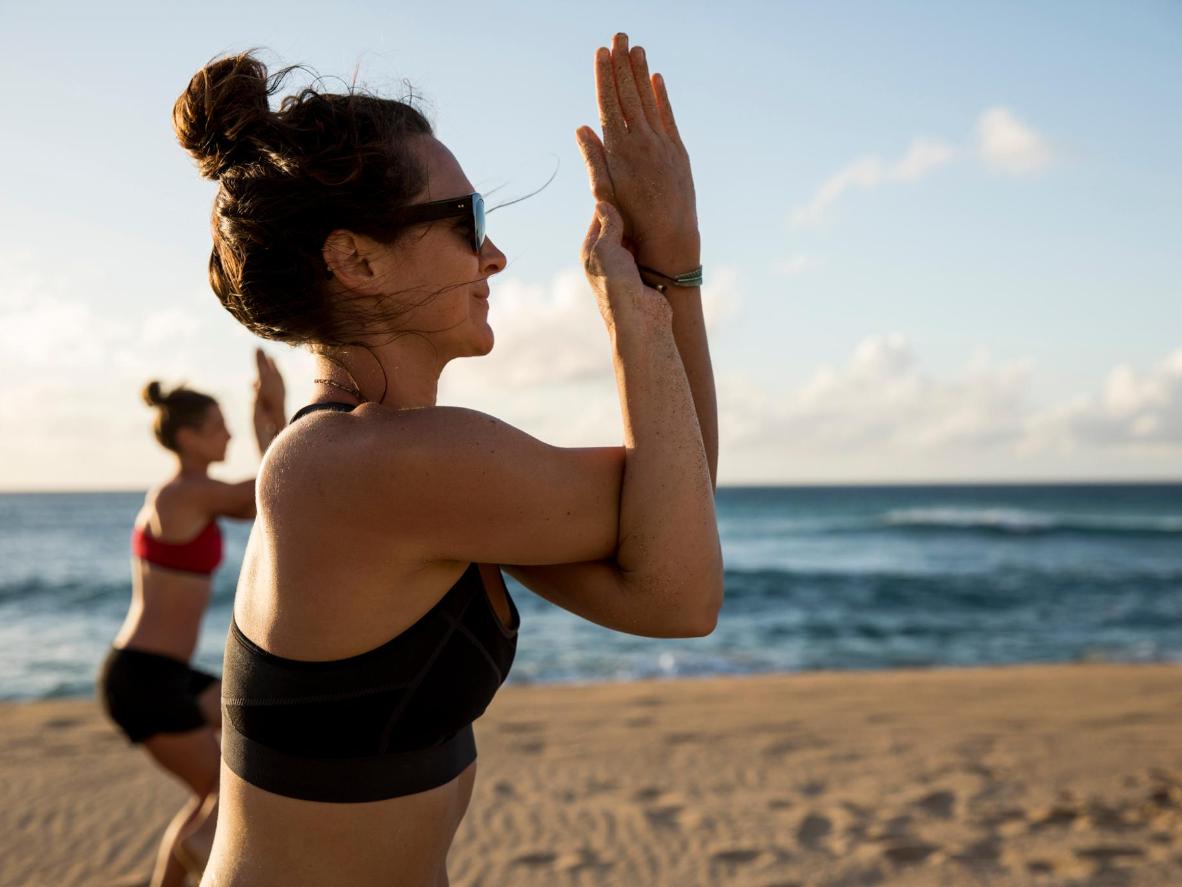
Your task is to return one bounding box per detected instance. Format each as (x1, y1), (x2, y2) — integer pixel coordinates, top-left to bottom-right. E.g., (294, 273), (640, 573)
(576, 33), (717, 489)
(252, 348), (287, 456)
(275, 204), (722, 637)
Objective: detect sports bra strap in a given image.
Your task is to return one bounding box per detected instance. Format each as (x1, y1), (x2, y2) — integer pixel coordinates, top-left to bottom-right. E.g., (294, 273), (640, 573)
(290, 401), (359, 424)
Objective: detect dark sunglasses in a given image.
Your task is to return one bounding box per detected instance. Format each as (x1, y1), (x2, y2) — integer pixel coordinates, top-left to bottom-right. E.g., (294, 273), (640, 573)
(394, 192), (486, 253)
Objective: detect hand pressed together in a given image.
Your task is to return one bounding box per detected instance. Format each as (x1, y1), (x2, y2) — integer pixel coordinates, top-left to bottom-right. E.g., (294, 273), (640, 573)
(577, 33), (700, 273)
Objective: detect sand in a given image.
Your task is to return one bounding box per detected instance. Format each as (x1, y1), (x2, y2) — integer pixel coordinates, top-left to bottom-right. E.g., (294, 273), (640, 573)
(3, 664), (1182, 886)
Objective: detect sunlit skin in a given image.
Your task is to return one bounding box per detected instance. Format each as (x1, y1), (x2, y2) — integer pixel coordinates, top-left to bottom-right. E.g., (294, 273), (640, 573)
(114, 353), (284, 887)
(202, 34), (719, 887)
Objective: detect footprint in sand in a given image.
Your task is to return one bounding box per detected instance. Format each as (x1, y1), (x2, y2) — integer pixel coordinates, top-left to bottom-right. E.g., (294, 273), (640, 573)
(500, 721), (544, 734)
(633, 786), (664, 803)
(869, 814), (914, 842)
(915, 789), (956, 819)
(644, 804), (684, 830)
(978, 807), (1027, 831)
(952, 836), (1003, 869)
(763, 736), (822, 758)
(841, 800), (872, 820)
(513, 740), (545, 755)
(1075, 845), (1145, 865)
(1149, 784), (1182, 808)
(493, 780), (516, 799)
(796, 813), (832, 850)
(800, 780), (827, 798)
(555, 848), (614, 874)
(1029, 805), (1079, 831)
(711, 847), (763, 866)
(882, 843), (939, 866)
(1026, 859), (1056, 875)
(631, 695), (664, 707)
(44, 717), (81, 730)
(1087, 804), (1138, 833)
(624, 716), (653, 728)
(665, 731), (702, 745)
(512, 851), (557, 867)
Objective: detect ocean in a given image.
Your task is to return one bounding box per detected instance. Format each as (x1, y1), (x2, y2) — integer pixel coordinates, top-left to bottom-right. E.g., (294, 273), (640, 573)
(1, 484), (1179, 701)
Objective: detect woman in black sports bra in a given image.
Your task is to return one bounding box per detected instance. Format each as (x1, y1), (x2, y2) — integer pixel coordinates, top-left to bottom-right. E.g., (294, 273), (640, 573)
(174, 34), (721, 887)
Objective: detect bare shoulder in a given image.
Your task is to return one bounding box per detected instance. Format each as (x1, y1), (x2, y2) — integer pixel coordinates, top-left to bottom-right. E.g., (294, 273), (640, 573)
(264, 403), (509, 475)
(259, 403), (503, 507)
(259, 402), (625, 567)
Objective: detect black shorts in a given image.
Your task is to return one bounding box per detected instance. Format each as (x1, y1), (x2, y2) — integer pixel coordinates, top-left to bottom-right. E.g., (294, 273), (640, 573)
(97, 647), (219, 744)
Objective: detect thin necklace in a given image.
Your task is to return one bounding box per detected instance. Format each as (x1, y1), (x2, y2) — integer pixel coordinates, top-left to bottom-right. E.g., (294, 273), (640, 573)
(313, 378), (365, 402)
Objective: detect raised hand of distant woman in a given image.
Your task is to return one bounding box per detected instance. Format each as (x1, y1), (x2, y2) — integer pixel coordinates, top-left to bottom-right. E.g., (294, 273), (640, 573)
(251, 348), (286, 454)
(575, 33), (700, 277)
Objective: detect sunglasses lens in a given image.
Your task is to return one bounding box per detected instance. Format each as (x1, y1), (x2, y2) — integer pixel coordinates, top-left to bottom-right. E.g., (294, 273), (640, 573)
(473, 193), (485, 252)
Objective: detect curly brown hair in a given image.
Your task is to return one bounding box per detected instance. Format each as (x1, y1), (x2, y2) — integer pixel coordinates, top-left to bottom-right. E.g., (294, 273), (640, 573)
(173, 51), (434, 348)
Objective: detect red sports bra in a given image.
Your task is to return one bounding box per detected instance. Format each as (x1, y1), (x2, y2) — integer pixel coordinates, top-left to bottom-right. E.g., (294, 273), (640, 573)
(131, 521), (223, 576)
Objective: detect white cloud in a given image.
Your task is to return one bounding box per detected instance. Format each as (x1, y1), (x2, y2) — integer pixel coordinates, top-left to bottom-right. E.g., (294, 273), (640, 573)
(788, 107), (1051, 230)
(1030, 349), (1182, 449)
(976, 106), (1051, 175)
(791, 137), (956, 227)
(719, 336), (1182, 481)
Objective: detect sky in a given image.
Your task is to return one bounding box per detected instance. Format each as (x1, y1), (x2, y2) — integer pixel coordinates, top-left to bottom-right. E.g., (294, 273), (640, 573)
(1, 0), (1179, 490)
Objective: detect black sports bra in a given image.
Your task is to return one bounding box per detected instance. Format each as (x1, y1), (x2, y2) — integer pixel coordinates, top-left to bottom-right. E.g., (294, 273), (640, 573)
(220, 401), (519, 803)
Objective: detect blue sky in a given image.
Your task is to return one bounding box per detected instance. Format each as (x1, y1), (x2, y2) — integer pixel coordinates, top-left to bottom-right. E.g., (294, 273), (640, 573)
(1, 1), (1179, 488)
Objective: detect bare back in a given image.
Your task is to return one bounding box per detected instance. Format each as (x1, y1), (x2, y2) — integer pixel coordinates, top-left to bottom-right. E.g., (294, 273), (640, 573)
(115, 484), (219, 660)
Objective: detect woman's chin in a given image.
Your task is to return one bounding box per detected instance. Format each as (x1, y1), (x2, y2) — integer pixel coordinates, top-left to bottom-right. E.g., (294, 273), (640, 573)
(471, 328), (495, 356)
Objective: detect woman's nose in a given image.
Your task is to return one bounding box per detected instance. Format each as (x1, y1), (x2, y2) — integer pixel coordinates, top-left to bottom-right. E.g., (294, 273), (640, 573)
(481, 237), (507, 276)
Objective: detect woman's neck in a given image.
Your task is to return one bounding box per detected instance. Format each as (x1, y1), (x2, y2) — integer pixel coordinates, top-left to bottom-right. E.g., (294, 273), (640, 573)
(176, 455), (211, 478)
(311, 339), (444, 410)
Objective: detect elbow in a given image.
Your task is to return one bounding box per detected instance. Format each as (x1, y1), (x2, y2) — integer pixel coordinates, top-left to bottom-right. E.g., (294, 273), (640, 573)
(672, 571), (724, 638)
(680, 608), (719, 638)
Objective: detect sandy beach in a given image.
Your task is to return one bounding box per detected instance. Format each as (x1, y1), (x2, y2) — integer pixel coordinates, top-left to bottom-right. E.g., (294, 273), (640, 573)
(3, 664), (1181, 886)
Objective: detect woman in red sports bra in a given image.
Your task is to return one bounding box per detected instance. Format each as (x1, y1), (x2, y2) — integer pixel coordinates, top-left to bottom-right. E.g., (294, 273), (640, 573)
(97, 348), (285, 887)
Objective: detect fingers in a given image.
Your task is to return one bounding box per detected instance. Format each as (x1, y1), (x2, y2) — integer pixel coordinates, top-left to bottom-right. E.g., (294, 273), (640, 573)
(653, 73), (684, 148)
(576, 126), (615, 203)
(595, 201), (624, 246)
(609, 33), (647, 132)
(582, 202), (623, 267)
(628, 46), (662, 132)
(594, 47), (626, 140)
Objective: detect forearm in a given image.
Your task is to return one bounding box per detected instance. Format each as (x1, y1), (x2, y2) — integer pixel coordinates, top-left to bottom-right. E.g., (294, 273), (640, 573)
(610, 318), (723, 629)
(664, 285), (718, 490)
(637, 239), (718, 490)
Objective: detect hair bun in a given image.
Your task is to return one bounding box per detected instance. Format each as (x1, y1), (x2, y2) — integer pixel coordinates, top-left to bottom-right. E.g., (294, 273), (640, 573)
(173, 52), (272, 180)
(142, 380), (166, 407)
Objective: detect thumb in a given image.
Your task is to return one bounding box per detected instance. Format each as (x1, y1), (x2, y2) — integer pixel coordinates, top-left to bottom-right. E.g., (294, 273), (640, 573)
(593, 201), (625, 248)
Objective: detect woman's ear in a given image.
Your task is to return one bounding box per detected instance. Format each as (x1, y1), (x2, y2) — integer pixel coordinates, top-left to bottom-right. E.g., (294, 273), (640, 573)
(173, 425), (197, 454)
(323, 230), (380, 293)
